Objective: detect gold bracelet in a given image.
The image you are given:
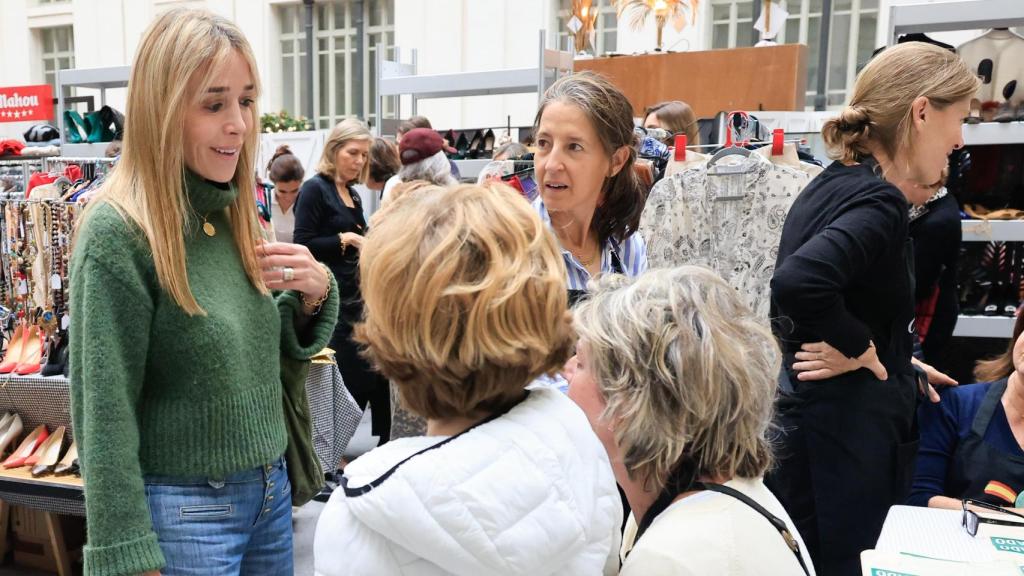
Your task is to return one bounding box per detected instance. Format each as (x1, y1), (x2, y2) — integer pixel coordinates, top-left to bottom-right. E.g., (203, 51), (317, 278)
(300, 264), (332, 313)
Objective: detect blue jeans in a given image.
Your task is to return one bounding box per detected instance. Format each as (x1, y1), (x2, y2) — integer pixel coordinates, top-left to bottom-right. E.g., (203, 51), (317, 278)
(145, 456), (293, 576)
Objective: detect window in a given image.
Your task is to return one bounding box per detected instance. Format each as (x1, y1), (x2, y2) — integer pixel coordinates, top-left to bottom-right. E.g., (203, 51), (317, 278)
(40, 26), (75, 98)
(554, 0), (618, 55)
(709, 0), (881, 108)
(279, 0), (395, 129)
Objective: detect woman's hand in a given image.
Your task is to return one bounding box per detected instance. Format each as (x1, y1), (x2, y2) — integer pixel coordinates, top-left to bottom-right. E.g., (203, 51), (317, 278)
(258, 242), (330, 315)
(340, 232), (364, 252)
(912, 356), (958, 403)
(793, 340), (889, 382)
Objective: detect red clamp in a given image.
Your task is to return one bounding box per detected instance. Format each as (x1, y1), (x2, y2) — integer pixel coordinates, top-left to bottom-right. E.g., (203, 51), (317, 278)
(674, 134), (687, 161)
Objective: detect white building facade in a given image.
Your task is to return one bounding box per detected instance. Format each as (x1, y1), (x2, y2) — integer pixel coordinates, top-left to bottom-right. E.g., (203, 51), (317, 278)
(0, 0), (995, 140)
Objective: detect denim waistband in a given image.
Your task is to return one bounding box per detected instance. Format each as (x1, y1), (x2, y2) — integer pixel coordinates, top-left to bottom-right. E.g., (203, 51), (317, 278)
(143, 455), (285, 486)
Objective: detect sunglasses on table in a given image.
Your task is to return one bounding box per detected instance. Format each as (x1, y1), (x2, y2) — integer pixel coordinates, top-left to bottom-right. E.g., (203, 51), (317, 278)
(961, 498), (1024, 537)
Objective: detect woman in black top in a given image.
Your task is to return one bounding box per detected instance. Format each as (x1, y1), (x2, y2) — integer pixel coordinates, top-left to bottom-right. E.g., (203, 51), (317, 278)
(293, 118), (390, 443)
(767, 43), (978, 576)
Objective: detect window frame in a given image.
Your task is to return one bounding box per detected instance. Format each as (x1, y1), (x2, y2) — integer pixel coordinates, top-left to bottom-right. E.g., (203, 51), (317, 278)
(278, 0), (395, 129)
(39, 25), (75, 99)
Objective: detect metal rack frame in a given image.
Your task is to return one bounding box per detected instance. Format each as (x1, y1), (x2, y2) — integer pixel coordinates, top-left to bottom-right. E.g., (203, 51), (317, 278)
(887, 1), (1024, 339)
(375, 30), (572, 136)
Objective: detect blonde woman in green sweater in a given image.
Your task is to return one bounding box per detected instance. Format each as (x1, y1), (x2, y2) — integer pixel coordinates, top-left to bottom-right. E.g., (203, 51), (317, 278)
(69, 9), (338, 576)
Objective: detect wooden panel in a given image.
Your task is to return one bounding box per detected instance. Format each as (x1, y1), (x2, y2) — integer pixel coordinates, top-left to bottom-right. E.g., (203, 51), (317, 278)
(574, 45), (808, 119)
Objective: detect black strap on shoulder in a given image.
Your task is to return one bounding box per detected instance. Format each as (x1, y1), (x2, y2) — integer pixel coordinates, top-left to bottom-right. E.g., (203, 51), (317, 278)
(341, 391), (528, 497)
(694, 482), (811, 576)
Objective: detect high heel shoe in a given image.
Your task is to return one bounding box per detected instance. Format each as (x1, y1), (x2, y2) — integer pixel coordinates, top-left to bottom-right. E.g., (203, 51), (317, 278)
(15, 325), (43, 376)
(41, 334), (67, 378)
(0, 324), (26, 374)
(29, 426), (64, 476)
(62, 110), (86, 144)
(482, 129), (496, 158)
(53, 441), (78, 477)
(3, 425), (48, 468)
(0, 414), (23, 459)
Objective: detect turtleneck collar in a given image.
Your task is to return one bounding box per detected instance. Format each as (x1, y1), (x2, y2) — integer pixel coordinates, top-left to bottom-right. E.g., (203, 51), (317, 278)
(183, 169), (239, 216)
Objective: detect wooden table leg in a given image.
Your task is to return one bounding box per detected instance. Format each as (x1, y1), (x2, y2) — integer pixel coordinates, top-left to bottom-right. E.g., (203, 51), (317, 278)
(43, 511), (71, 576)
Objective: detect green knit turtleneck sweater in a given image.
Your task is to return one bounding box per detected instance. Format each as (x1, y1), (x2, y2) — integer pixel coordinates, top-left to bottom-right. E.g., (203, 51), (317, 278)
(69, 170), (339, 576)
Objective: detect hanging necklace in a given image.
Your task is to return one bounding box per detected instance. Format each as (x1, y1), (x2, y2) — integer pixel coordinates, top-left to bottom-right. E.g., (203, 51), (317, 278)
(202, 214), (216, 237)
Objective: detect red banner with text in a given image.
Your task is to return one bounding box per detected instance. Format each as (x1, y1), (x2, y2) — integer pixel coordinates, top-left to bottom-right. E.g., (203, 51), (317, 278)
(0, 85), (53, 123)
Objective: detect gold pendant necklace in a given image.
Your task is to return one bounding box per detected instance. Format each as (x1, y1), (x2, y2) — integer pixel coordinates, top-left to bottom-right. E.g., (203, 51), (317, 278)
(203, 216), (216, 237)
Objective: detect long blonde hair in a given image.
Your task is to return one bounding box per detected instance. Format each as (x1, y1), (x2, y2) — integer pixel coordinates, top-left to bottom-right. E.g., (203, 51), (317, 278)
(80, 8), (266, 315)
(317, 118), (372, 184)
(822, 42), (979, 165)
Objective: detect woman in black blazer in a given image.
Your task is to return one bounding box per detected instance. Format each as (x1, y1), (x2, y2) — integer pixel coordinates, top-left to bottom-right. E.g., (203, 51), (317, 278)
(293, 118), (390, 443)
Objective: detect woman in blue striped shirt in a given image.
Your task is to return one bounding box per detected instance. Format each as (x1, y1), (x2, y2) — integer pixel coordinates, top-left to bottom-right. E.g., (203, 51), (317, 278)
(532, 71), (647, 305)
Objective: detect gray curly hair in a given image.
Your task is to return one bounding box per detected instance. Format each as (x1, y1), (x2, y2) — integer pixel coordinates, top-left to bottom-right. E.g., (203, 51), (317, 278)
(573, 266), (779, 490)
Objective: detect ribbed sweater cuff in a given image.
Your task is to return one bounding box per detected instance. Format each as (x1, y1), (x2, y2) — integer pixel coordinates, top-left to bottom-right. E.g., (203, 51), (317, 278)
(278, 274), (340, 360)
(84, 531), (164, 576)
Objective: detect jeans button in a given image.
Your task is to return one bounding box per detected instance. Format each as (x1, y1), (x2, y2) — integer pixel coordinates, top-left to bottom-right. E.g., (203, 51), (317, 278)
(264, 507), (271, 514)
(268, 495), (274, 501)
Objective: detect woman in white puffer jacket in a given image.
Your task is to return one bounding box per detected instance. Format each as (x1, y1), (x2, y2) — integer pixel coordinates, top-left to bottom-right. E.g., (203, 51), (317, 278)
(313, 182), (622, 576)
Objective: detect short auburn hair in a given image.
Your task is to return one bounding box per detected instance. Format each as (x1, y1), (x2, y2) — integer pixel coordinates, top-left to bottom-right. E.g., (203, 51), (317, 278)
(355, 182), (573, 419)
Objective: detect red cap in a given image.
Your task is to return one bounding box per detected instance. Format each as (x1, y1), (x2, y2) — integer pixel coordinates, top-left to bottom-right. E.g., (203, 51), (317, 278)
(399, 128), (454, 165)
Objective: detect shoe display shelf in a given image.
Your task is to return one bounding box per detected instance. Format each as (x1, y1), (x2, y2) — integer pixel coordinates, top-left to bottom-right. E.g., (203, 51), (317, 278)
(888, 0), (1024, 340)
(0, 374), (81, 515)
(374, 30), (572, 136)
(55, 66), (130, 158)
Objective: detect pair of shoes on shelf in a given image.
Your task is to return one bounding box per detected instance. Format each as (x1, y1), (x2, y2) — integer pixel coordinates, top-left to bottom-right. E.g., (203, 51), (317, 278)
(35, 435), (77, 478)
(0, 324), (44, 376)
(2, 424), (49, 469)
(0, 424), (75, 476)
(63, 105), (124, 144)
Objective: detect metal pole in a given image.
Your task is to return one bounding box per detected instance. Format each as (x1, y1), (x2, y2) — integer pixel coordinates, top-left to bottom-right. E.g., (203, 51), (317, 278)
(814, 0), (834, 111)
(303, 0), (315, 123)
(353, 0), (365, 121)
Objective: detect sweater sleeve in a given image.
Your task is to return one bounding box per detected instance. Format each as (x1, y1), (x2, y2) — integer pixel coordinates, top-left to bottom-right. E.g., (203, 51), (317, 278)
(907, 386), (962, 507)
(70, 214), (164, 575)
(293, 179), (346, 260)
(276, 272), (341, 360)
(770, 189), (904, 359)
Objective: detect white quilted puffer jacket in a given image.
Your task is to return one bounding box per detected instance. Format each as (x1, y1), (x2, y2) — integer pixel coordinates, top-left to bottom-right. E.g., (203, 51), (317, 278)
(313, 386), (622, 576)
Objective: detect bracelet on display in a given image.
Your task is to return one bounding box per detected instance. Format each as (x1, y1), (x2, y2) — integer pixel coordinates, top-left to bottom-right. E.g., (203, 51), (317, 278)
(300, 264), (332, 315)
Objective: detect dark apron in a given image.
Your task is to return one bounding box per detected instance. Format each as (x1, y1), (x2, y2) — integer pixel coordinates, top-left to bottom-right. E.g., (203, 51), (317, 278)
(766, 239), (921, 576)
(947, 378), (1024, 506)
(567, 246), (624, 308)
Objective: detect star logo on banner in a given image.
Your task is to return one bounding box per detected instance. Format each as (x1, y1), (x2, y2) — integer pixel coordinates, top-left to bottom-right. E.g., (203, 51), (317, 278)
(12, 111), (20, 119)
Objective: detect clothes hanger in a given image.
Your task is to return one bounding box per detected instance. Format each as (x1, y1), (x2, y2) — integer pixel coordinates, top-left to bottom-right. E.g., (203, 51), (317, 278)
(706, 112), (754, 171)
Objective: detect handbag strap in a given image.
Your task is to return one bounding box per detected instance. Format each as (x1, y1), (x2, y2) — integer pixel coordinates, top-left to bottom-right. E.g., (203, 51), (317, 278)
(694, 482), (811, 576)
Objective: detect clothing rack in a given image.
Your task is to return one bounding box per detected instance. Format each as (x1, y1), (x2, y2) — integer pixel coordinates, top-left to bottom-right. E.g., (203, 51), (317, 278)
(43, 157), (116, 168)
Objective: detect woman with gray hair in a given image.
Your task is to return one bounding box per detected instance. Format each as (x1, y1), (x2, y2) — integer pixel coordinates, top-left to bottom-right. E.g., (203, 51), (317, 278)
(380, 128), (458, 202)
(568, 266), (815, 576)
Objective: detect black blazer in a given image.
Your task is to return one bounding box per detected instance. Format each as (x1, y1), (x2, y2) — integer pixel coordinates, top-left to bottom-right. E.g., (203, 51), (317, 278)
(293, 173), (367, 306)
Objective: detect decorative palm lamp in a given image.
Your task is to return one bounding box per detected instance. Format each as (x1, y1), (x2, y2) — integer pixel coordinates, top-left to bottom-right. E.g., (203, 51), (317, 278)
(615, 0), (700, 52)
(568, 0), (600, 55)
